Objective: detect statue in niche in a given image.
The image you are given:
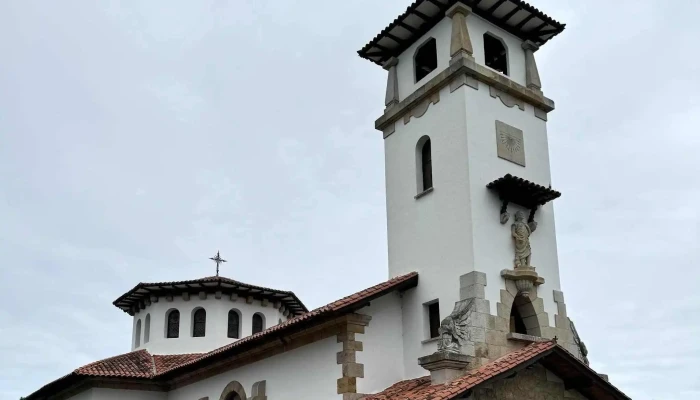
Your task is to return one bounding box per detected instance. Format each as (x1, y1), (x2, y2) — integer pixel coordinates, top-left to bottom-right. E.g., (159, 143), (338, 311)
(511, 211), (537, 269)
(437, 299), (473, 354)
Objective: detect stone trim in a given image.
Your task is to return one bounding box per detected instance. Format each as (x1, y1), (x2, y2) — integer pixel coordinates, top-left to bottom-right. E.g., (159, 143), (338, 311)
(449, 73), (479, 92)
(250, 380), (267, 400)
(414, 187), (434, 200)
(375, 56), (554, 133)
(383, 57), (400, 110)
(552, 290), (582, 359)
(218, 380), (246, 400)
(446, 2), (473, 64)
(489, 86), (525, 111)
(522, 40), (542, 91)
(336, 314), (371, 397)
(403, 92), (440, 125)
(506, 332), (549, 343)
(382, 123), (396, 139)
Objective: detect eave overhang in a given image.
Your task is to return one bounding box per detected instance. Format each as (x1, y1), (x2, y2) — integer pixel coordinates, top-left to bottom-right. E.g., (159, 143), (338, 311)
(358, 0), (565, 66)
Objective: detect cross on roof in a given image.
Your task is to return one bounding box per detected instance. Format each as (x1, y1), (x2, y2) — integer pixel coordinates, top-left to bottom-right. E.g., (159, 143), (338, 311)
(209, 251), (227, 277)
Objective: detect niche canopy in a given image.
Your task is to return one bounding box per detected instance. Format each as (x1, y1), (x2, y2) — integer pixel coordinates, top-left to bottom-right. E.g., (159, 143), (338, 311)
(357, 0), (565, 66)
(487, 174), (561, 210)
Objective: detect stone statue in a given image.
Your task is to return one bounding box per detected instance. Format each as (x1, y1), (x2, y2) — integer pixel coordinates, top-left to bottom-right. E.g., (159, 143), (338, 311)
(437, 299), (473, 354)
(511, 211), (536, 268)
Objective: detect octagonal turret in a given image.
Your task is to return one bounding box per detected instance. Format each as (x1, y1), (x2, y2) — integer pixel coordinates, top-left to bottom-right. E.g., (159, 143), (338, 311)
(113, 276), (307, 355)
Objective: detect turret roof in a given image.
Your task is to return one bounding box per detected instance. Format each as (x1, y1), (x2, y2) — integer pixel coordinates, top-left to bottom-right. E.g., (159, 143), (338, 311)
(113, 275), (308, 316)
(358, 0), (565, 66)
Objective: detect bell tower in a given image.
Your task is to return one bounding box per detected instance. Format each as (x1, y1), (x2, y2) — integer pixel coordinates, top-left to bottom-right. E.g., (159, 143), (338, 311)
(359, 0), (586, 378)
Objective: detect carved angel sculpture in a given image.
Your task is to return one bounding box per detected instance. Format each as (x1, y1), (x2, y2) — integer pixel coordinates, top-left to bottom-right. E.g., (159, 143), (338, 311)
(437, 299), (473, 354)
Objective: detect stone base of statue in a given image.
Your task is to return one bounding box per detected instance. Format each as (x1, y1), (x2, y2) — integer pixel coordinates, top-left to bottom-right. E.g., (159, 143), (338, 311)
(418, 351), (472, 385)
(501, 267), (545, 297)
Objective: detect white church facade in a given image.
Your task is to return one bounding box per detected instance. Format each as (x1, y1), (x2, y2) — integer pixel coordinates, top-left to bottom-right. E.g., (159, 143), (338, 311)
(25, 1), (632, 400)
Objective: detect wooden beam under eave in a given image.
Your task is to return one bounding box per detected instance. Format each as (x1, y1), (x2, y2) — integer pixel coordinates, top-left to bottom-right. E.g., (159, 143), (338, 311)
(487, 0), (508, 13)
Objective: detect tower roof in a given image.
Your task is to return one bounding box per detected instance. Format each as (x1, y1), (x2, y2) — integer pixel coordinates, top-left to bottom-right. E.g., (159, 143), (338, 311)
(113, 276), (309, 316)
(358, 0), (565, 66)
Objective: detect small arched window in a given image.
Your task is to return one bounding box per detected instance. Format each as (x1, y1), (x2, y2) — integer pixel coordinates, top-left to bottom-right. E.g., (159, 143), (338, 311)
(484, 33), (508, 75)
(134, 319), (142, 348)
(166, 309), (180, 339)
(414, 38), (438, 82)
(193, 308), (206, 337)
(228, 309), (241, 339)
(252, 313), (265, 334)
(416, 136), (433, 194)
(144, 314), (151, 343)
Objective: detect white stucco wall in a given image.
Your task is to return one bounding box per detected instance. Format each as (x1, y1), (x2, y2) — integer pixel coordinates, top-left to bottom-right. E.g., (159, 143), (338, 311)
(131, 296), (286, 355)
(396, 18), (452, 102)
(167, 336), (339, 400)
(395, 13), (527, 103)
(463, 85), (561, 325)
(68, 388), (166, 400)
(355, 292), (405, 395)
(384, 82), (471, 378)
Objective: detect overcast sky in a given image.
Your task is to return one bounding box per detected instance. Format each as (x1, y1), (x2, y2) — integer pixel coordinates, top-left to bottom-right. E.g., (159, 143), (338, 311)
(1, 1), (698, 399)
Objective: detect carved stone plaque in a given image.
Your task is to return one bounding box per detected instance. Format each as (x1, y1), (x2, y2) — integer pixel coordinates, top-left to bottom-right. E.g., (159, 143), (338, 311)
(495, 120), (526, 167)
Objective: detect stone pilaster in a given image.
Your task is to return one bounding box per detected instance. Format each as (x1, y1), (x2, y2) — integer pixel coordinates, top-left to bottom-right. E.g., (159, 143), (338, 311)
(336, 314), (371, 399)
(522, 40), (542, 92)
(446, 3), (474, 64)
(383, 57), (399, 110)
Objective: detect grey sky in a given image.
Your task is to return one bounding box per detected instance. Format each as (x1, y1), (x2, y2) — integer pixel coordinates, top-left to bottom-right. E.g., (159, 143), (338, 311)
(1, 1), (698, 399)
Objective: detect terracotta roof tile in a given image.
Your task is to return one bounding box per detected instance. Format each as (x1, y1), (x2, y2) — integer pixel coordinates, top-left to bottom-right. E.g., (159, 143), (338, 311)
(72, 350), (205, 379)
(153, 354), (205, 375)
(364, 341), (557, 400)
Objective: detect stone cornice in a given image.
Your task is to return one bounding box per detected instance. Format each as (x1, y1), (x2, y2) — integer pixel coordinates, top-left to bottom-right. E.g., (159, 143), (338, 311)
(375, 57), (555, 133)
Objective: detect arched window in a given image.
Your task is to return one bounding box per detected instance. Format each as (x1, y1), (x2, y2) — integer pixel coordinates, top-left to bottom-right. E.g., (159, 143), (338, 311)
(508, 295), (542, 337)
(414, 38), (438, 82)
(252, 313), (265, 334)
(226, 394), (242, 400)
(166, 309), (180, 339)
(192, 308), (206, 337)
(228, 309), (241, 339)
(416, 136), (433, 194)
(144, 314), (150, 343)
(484, 33), (508, 75)
(510, 305), (527, 335)
(134, 319), (142, 348)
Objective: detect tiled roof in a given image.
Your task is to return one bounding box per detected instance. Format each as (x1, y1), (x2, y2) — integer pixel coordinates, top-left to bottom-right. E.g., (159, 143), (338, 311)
(364, 341), (557, 400)
(365, 341), (630, 400)
(72, 350), (204, 379)
(358, 0), (566, 66)
(113, 275), (309, 316)
(26, 272), (419, 399)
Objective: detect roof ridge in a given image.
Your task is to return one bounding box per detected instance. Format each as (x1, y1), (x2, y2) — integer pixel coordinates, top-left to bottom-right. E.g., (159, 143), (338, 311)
(74, 349), (151, 374)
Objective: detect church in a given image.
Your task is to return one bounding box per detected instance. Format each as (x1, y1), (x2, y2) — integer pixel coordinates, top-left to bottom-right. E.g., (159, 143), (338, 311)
(25, 1), (632, 399)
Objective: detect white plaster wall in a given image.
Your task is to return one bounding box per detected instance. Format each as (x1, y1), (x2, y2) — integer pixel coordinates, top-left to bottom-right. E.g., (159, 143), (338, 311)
(91, 388), (166, 400)
(395, 13), (527, 103)
(384, 83), (472, 378)
(463, 84), (561, 324)
(167, 336), (339, 400)
(466, 13), (526, 87)
(68, 388), (167, 400)
(67, 389), (94, 400)
(396, 18), (452, 102)
(355, 292), (405, 395)
(131, 296), (286, 355)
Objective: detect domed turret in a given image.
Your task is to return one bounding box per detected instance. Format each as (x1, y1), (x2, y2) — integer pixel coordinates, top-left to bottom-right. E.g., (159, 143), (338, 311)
(113, 276), (307, 355)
